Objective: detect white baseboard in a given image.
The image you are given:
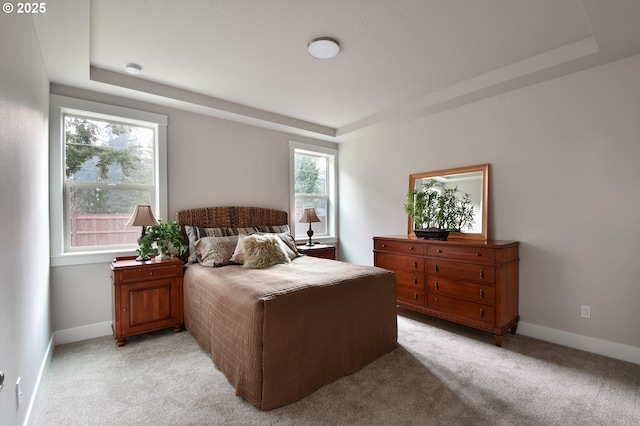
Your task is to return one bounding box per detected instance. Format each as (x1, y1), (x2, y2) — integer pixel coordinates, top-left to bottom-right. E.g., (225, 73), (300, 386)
(518, 321), (640, 365)
(23, 335), (54, 426)
(50, 319), (640, 365)
(53, 321), (113, 345)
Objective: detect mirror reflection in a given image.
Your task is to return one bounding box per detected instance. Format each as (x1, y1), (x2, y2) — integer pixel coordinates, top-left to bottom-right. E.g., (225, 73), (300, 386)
(408, 164), (489, 240)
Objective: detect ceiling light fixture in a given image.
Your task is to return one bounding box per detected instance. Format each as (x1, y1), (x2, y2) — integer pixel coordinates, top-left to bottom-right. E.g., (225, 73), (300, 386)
(124, 63), (142, 74)
(308, 37), (340, 59)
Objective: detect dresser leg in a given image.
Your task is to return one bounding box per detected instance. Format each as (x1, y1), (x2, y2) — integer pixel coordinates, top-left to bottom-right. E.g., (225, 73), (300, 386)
(173, 324), (183, 333)
(116, 339), (126, 347)
(509, 324), (518, 334)
(494, 334), (503, 347)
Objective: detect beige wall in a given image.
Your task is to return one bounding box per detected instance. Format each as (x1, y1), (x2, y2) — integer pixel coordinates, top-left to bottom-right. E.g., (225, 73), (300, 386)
(338, 54), (640, 362)
(0, 14), (51, 425)
(48, 85), (336, 338)
(48, 56), (640, 364)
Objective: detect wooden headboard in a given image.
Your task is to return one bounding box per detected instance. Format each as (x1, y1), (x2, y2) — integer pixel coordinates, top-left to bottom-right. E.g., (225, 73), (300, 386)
(175, 206), (288, 229)
(175, 206), (289, 260)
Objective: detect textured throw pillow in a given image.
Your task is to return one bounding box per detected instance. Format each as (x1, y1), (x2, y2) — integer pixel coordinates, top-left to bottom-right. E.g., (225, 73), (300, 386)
(185, 226), (228, 264)
(195, 235), (239, 267)
(275, 232), (300, 259)
(230, 233), (249, 264)
(241, 234), (291, 269)
(184, 226), (199, 264)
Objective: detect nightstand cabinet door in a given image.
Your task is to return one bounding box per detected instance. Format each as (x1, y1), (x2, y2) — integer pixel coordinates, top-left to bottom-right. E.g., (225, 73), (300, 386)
(111, 256), (184, 346)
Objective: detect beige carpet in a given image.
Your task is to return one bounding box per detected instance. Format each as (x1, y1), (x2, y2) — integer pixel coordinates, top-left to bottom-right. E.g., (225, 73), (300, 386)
(30, 309), (640, 425)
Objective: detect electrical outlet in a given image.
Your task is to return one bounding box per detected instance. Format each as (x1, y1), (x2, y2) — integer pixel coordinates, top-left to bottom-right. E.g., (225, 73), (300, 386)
(581, 305), (591, 319)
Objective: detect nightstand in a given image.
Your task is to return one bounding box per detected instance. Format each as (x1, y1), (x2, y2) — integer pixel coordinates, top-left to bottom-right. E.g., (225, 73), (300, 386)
(110, 256), (184, 346)
(296, 243), (336, 260)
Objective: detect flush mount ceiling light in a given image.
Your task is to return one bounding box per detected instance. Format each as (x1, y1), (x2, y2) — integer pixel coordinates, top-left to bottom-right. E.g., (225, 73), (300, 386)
(124, 63), (142, 74)
(308, 37), (340, 59)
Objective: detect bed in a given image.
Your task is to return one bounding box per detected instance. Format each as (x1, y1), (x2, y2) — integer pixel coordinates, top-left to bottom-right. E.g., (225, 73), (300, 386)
(176, 206), (397, 410)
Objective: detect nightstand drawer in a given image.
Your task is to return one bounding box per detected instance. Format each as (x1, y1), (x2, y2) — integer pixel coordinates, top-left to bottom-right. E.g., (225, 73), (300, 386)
(297, 244), (336, 260)
(116, 263), (181, 284)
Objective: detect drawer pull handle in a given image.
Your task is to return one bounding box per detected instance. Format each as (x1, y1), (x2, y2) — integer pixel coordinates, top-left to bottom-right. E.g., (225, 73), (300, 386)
(413, 276), (417, 284)
(436, 249), (442, 253)
(434, 264), (438, 273)
(434, 297), (438, 302)
(480, 308), (484, 318)
(409, 247), (414, 250)
(434, 281), (439, 290)
(475, 253), (481, 256)
(413, 293), (418, 301)
(413, 261), (418, 269)
(479, 289), (484, 299)
(123, 308), (127, 312)
(479, 270), (484, 279)
(381, 244), (386, 248)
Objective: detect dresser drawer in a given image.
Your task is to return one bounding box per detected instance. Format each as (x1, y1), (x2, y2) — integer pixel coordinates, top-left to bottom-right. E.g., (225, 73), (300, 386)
(375, 253), (424, 273)
(427, 259), (495, 283)
(375, 239), (424, 255)
(428, 294), (496, 325)
(427, 277), (495, 304)
(395, 271), (425, 290)
(428, 245), (495, 263)
(397, 286), (425, 307)
(116, 263), (181, 284)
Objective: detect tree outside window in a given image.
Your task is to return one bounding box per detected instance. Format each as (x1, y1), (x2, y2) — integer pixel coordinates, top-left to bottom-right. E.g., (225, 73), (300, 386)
(294, 152), (328, 237)
(64, 114), (156, 248)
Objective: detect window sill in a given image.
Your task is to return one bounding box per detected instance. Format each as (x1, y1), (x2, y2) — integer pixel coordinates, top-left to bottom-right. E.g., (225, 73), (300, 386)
(50, 249), (137, 267)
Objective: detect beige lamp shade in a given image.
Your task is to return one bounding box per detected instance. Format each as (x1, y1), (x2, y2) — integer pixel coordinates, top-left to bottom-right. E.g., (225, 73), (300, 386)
(126, 205), (159, 227)
(298, 208), (321, 224)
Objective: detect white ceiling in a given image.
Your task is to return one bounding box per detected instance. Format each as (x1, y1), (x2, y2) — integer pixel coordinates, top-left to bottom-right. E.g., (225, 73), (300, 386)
(33, 0), (640, 142)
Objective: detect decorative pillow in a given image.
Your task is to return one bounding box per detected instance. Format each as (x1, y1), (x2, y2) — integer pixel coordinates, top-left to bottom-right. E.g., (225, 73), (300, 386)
(230, 233), (249, 264)
(256, 224), (291, 234)
(226, 226), (258, 236)
(241, 234), (291, 269)
(184, 226), (199, 264)
(185, 226), (227, 264)
(275, 232), (300, 259)
(195, 235), (239, 267)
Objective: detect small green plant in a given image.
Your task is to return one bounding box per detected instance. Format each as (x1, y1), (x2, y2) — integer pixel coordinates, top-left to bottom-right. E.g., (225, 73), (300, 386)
(137, 220), (187, 259)
(404, 180), (475, 231)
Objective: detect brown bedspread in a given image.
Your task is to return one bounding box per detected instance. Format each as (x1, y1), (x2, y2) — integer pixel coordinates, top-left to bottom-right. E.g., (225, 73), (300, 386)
(183, 255), (397, 410)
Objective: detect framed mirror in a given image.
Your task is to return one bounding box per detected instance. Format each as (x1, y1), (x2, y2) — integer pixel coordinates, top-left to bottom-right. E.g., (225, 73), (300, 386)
(408, 163), (489, 241)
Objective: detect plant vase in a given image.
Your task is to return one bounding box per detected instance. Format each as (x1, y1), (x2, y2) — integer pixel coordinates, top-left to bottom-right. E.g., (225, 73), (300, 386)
(414, 228), (450, 240)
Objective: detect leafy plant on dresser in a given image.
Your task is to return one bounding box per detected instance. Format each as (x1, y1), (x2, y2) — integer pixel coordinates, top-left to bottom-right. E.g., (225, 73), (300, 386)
(404, 179), (475, 234)
(137, 220), (187, 259)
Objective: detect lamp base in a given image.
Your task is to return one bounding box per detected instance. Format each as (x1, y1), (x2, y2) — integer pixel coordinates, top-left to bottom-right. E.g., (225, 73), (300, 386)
(306, 226), (314, 246)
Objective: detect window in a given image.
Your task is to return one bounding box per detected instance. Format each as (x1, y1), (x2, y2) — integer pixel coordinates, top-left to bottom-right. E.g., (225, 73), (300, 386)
(289, 141), (337, 241)
(50, 95), (167, 265)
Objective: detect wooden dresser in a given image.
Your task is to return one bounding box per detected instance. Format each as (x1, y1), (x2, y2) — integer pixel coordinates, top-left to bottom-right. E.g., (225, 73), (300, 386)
(374, 236), (519, 346)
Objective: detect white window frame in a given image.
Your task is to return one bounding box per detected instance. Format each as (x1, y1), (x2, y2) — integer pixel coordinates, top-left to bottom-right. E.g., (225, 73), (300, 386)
(50, 95), (168, 266)
(289, 140), (338, 243)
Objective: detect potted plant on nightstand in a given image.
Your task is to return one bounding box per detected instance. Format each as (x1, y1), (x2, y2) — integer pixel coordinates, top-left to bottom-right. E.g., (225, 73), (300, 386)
(404, 179), (475, 240)
(137, 220), (187, 261)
